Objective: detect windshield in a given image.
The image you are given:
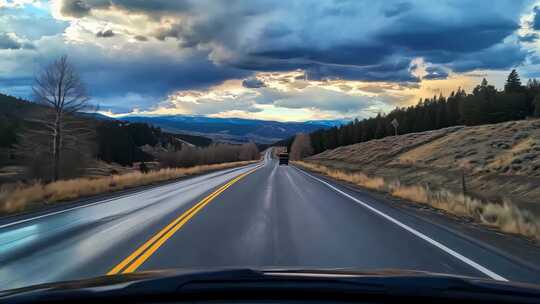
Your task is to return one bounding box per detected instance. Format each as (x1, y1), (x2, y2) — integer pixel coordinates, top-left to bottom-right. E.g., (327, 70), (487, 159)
(0, 0), (539, 298)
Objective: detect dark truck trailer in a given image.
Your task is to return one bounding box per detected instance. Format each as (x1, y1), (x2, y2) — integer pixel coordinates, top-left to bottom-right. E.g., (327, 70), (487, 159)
(278, 153), (289, 165)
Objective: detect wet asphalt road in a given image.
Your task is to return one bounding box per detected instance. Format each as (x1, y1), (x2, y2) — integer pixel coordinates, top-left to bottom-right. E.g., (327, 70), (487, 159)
(0, 150), (538, 290)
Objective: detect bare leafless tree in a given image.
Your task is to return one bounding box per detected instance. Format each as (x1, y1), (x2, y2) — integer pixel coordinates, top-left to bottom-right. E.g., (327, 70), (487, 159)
(155, 143), (260, 168)
(290, 133), (313, 160)
(239, 142), (259, 161)
(17, 55), (92, 181)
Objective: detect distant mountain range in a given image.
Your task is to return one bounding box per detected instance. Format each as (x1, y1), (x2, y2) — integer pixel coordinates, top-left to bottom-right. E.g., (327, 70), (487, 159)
(116, 115), (346, 144)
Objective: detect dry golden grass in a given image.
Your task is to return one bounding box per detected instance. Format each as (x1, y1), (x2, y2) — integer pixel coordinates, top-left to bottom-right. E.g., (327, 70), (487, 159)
(393, 120), (540, 176)
(294, 161), (540, 240)
(310, 126), (460, 167)
(0, 161), (257, 215)
(294, 161), (387, 192)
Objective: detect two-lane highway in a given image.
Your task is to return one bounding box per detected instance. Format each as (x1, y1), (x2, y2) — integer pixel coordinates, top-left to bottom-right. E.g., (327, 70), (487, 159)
(0, 162), (261, 289)
(0, 150), (538, 290)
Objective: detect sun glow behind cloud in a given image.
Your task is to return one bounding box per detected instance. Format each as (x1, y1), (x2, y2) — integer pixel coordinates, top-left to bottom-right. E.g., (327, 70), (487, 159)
(101, 69), (489, 122)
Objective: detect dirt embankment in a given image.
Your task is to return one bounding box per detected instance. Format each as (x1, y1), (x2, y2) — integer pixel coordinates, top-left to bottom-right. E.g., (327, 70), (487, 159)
(308, 119), (540, 217)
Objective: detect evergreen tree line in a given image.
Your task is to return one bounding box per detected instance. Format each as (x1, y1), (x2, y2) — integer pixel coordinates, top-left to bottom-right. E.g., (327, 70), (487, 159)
(96, 121), (163, 167)
(1, 91), (253, 177)
(310, 70), (540, 155)
(0, 94), (215, 169)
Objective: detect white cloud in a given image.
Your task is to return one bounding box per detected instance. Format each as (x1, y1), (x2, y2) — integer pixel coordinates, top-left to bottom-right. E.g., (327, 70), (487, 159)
(118, 72), (407, 121)
(0, 0), (40, 8)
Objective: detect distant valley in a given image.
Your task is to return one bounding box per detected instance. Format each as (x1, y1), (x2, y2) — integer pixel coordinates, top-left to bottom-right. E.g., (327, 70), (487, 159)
(118, 115), (345, 144)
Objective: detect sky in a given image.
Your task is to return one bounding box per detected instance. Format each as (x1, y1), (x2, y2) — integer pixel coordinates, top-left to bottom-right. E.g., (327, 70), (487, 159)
(1, 0), (540, 122)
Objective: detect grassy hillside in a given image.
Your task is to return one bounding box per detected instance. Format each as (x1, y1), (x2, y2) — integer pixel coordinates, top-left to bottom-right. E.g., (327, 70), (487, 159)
(307, 119), (540, 218)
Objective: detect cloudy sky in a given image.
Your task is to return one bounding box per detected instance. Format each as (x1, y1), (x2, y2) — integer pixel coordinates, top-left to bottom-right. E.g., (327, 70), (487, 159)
(1, 0), (540, 121)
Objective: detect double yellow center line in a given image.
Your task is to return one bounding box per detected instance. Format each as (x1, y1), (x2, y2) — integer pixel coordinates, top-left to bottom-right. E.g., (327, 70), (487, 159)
(107, 166), (260, 275)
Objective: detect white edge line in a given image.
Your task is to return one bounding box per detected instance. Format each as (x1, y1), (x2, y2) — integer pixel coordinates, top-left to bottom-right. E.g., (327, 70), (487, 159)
(0, 163), (260, 230)
(293, 166), (508, 282)
(0, 193), (134, 229)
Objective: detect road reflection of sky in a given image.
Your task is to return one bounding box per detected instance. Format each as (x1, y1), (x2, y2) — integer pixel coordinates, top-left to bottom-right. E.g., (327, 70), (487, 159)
(0, 225), (38, 254)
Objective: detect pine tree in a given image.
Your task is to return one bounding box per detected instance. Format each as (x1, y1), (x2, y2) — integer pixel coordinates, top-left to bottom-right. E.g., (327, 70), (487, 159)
(527, 78), (540, 90)
(352, 118), (361, 143)
(504, 69), (522, 93)
(435, 100), (447, 128)
(534, 96), (540, 118)
(374, 114), (386, 138)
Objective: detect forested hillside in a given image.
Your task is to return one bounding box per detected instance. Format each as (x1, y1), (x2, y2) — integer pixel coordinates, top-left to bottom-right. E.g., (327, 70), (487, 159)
(308, 70), (540, 154)
(0, 94), (219, 182)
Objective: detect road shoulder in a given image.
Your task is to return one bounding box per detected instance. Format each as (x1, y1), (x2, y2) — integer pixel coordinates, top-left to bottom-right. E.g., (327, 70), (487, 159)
(0, 163), (258, 227)
(293, 165), (540, 279)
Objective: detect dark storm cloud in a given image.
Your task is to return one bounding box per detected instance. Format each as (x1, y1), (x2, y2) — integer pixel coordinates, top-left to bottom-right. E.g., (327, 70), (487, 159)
(449, 43), (529, 72)
(519, 33), (539, 42)
(252, 44), (391, 66)
(0, 76), (35, 97)
(423, 66), (449, 80)
(0, 33), (22, 49)
(260, 23), (292, 39)
(96, 29), (114, 38)
(384, 2), (414, 17)
(225, 1), (527, 81)
(105, 0), (193, 15)
(228, 49), (416, 83)
(533, 6), (540, 30)
(73, 53), (250, 113)
(0, 75), (32, 86)
(242, 77), (266, 88)
(0, 33), (33, 50)
(60, 0), (92, 17)
(0, 34), (250, 110)
(303, 57), (419, 82)
(59, 0), (193, 18)
(45, 0), (533, 95)
(55, 0), (529, 83)
(380, 20), (518, 53)
(80, 53), (250, 99)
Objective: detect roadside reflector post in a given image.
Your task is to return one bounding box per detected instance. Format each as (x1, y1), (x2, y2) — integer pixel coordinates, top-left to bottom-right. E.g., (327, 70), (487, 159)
(391, 118), (399, 136)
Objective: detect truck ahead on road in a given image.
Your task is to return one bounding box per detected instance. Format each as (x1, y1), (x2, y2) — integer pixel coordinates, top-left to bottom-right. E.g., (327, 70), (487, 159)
(278, 153), (289, 165)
